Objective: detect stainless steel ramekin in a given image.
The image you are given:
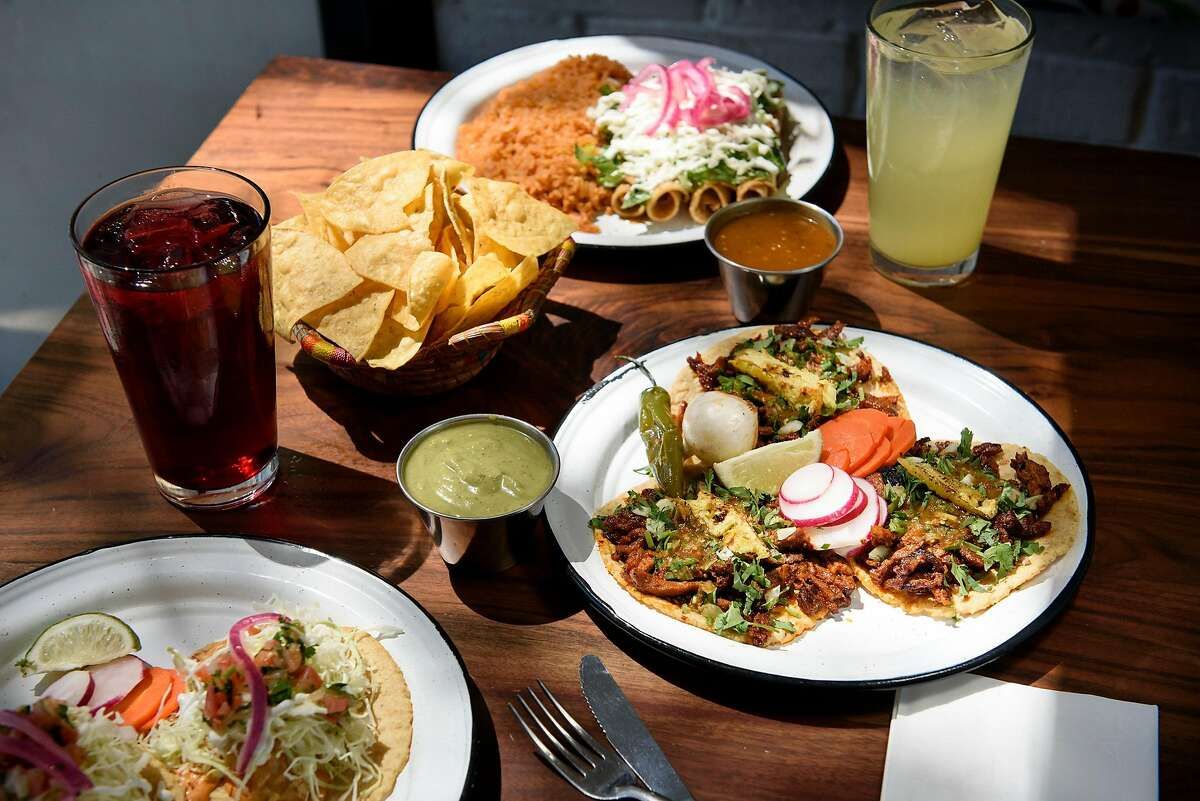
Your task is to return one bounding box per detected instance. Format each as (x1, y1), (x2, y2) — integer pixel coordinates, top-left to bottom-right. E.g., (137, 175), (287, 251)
(704, 197), (844, 323)
(396, 414), (560, 574)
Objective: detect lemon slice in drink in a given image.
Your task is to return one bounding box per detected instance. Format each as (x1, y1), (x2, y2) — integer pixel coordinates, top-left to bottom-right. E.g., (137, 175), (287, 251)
(713, 430), (823, 495)
(18, 612), (141, 676)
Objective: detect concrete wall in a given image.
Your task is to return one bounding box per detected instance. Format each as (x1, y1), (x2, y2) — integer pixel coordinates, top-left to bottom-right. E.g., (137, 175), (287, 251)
(432, 0), (1200, 155)
(0, 0), (323, 391)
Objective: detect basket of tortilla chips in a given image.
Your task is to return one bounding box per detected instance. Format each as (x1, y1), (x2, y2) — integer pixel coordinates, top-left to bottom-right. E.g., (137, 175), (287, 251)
(271, 150), (577, 395)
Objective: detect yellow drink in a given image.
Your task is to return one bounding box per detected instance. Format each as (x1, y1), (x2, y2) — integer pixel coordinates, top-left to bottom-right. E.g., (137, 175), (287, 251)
(867, 1), (1032, 284)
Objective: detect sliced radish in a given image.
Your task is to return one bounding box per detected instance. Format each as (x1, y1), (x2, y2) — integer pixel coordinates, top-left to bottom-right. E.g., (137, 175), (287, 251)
(779, 463), (835, 504)
(876, 492), (888, 526)
(42, 670), (93, 707)
(86, 655), (146, 711)
(778, 469), (861, 527)
(805, 492), (877, 551)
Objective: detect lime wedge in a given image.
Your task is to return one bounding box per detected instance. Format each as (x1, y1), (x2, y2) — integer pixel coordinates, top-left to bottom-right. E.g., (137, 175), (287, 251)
(18, 612), (141, 676)
(714, 430), (823, 495)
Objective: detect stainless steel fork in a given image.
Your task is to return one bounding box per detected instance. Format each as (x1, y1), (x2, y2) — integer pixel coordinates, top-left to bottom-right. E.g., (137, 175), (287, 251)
(509, 680), (672, 801)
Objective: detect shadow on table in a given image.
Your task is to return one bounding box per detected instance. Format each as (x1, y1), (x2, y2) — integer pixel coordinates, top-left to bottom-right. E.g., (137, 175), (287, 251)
(179, 447), (431, 584)
(811, 286), (882, 331)
(582, 605), (892, 723)
(448, 517), (585, 625)
(461, 675), (502, 801)
(910, 242), (1199, 352)
(291, 301), (620, 464)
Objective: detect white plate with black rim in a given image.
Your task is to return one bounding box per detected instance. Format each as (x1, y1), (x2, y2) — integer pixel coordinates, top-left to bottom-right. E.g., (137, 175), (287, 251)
(0, 535), (473, 800)
(412, 35), (836, 248)
(543, 327), (1094, 687)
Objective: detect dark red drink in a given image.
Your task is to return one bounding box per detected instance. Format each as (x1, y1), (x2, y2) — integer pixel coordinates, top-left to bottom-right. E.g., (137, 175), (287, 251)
(73, 169), (277, 509)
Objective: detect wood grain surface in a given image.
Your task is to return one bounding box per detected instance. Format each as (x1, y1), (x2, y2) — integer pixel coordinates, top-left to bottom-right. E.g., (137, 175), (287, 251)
(2, 56), (1198, 800)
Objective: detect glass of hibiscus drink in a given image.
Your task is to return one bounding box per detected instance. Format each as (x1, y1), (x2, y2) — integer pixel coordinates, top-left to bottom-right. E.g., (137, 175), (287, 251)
(70, 167), (278, 509)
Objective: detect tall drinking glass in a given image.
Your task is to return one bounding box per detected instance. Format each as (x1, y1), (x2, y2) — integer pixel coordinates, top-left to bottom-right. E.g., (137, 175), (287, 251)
(867, 0), (1034, 286)
(70, 167), (278, 509)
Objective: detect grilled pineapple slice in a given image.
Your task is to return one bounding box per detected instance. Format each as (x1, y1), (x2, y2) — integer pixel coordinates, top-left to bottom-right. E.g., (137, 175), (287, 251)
(898, 457), (998, 517)
(728, 349), (834, 415)
(686, 490), (772, 559)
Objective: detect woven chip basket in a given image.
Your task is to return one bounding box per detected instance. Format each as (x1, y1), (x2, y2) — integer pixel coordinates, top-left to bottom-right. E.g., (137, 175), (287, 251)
(292, 238), (574, 395)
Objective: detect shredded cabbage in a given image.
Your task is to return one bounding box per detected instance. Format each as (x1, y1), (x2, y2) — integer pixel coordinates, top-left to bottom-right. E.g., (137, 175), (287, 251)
(589, 66), (787, 196)
(69, 707), (156, 800)
(148, 606), (384, 801)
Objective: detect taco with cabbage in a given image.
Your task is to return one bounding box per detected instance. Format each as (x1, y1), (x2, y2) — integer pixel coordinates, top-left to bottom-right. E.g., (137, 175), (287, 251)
(148, 612), (411, 801)
(0, 698), (171, 800)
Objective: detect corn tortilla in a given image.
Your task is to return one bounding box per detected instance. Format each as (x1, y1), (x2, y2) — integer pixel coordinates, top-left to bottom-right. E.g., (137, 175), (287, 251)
(670, 325), (910, 420)
(852, 446), (1080, 618)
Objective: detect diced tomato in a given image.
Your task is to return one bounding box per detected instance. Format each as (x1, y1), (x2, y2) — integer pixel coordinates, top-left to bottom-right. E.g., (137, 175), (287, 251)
(320, 692), (350, 717)
(282, 643), (303, 673)
(293, 665), (323, 693)
(253, 640), (283, 670)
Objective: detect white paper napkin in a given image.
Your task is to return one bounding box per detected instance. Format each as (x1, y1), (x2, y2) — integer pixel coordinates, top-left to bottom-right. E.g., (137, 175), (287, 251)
(882, 673), (1158, 801)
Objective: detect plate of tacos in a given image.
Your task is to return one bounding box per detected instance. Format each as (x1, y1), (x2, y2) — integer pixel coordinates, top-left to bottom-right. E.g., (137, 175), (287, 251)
(0, 536), (472, 800)
(544, 322), (1093, 686)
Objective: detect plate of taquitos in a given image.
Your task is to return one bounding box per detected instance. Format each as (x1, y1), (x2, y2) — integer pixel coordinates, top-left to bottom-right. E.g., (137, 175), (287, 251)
(544, 323), (1092, 686)
(413, 35), (835, 247)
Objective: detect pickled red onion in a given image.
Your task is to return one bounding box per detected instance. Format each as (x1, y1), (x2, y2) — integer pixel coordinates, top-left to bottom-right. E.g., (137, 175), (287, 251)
(228, 612), (281, 776)
(618, 58), (754, 134)
(0, 734), (88, 799)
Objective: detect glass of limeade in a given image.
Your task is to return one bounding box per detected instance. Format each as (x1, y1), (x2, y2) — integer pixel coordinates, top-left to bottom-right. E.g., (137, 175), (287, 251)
(867, 0), (1034, 286)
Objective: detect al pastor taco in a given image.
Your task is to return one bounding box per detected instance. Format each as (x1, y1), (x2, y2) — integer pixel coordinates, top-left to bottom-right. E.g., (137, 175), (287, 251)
(148, 612), (411, 801)
(673, 321), (909, 448)
(0, 698), (171, 800)
(590, 476), (857, 648)
(850, 431), (1079, 618)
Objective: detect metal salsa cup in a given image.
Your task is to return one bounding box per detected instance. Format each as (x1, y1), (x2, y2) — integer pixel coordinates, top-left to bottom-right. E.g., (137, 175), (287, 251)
(396, 414), (561, 574)
(704, 197), (844, 324)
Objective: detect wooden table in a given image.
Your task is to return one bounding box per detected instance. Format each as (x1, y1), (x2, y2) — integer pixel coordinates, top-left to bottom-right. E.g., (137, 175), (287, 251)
(2, 56), (1197, 800)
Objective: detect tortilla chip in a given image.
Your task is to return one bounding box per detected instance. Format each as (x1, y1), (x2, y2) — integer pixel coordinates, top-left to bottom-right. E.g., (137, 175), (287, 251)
(366, 312), (434, 370)
(344, 230), (431, 290)
(270, 228), (363, 339)
(461, 176), (576, 256)
(303, 282), (395, 360)
(460, 253), (509, 305)
(322, 150), (443, 234)
(274, 214), (307, 231)
(456, 272), (519, 333)
(473, 235), (522, 268)
(397, 251), (456, 331)
(851, 446), (1080, 618)
(511, 254), (540, 292)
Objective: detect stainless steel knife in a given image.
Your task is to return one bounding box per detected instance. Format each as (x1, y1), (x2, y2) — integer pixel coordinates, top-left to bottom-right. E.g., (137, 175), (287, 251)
(579, 655), (696, 801)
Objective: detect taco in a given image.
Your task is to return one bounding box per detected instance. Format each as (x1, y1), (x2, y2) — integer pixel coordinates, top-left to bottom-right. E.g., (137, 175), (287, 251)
(673, 320), (908, 446)
(148, 613), (411, 801)
(850, 430), (1079, 618)
(0, 698), (172, 800)
(590, 477), (857, 648)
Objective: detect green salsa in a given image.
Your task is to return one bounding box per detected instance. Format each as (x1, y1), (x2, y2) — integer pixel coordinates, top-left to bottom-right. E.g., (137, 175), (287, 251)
(402, 420), (555, 518)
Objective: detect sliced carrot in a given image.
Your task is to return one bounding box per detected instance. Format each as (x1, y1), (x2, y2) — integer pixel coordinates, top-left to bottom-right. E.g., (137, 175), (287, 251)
(886, 418), (917, 464)
(114, 667), (182, 733)
(853, 437), (893, 477)
(825, 448), (852, 471)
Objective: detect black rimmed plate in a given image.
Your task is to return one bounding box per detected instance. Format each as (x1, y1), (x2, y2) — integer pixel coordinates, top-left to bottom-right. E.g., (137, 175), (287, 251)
(543, 327), (1093, 687)
(0, 535), (473, 799)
